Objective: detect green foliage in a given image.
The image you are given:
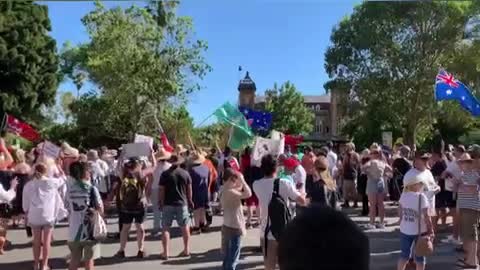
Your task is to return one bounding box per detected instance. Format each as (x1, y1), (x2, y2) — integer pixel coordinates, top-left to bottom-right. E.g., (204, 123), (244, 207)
(325, 1), (472, 146)
(192, 123), (229, 148)
(0, 1), (59, 121)
(54, 1), (210, 145)
(264, 81), (315, 134)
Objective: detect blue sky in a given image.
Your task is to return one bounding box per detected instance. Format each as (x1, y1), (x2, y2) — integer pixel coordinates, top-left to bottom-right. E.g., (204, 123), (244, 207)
(46, 0), (357, 124)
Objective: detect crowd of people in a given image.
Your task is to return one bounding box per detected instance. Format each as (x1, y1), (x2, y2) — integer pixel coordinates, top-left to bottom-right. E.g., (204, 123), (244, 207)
(0, 134), (478, 270)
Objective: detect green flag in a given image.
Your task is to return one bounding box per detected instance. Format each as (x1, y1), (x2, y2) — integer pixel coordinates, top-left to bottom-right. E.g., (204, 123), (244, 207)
(214, 102), (253, 150)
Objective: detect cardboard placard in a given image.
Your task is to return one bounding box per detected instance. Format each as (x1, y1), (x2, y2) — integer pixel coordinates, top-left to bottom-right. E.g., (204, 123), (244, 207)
(43, 141), (61, 159)
(122, 142), (151, 158)
(134, 134), (154, 148)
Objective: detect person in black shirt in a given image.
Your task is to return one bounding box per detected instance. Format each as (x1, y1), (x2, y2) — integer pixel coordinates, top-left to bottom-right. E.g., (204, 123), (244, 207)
(307, 156), (337, 208)
(391, 146), (412, 202)
(159, 155), (193, 260)
(430, 151), (449, 231)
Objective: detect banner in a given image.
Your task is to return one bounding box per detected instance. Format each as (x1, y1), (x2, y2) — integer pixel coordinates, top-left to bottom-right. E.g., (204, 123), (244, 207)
(251, 136), (285, 167)
(43, 141), (61, 159)
(122, 142), (151, 158)
(3, 114), (40, 142)
(134, 134), (154, 148)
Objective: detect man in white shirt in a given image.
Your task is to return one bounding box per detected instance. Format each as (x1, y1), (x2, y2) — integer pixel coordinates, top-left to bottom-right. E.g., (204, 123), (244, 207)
(253, 154), (306, 270)
(326, 141), (338, 176)
(88, 150), (109, 198)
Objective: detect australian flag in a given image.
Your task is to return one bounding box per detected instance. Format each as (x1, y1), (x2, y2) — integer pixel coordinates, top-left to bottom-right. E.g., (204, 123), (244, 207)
(238, 106), (272, 132)
(435, 70), (480, 116)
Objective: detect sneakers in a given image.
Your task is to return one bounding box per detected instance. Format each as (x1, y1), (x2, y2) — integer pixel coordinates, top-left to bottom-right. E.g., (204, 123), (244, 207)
(114, 250), (125, 259)
(137, 250), (147, 259)
(376, 223), (386, 229)
(365, 224), (376, 230)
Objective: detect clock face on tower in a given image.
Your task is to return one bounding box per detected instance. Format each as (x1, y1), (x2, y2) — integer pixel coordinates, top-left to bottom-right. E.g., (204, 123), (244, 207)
(240, 92), (254, 107)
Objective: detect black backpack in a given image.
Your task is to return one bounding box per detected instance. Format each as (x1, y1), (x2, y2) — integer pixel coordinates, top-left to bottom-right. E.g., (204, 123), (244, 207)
(264, 178), (292, 255)
(119, 177), (144, 211)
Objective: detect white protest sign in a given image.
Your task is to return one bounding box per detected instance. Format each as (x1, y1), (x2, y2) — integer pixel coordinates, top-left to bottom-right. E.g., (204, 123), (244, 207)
(251, 136), (285, 167)
(43, 141), (61, 158)
(134, 134), (154, 148)
(122, 142), (151, 158)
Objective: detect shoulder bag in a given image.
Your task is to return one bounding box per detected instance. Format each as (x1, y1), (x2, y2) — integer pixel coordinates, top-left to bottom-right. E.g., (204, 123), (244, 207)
(414, 194), (433, 256)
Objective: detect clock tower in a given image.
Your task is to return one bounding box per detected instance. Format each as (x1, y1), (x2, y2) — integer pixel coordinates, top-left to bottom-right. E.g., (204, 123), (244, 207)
(238, 71), (256, 108)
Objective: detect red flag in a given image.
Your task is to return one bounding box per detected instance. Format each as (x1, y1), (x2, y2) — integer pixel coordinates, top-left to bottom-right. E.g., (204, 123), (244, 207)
(160, 133), (174, 153)
(4, 114), (40, 142)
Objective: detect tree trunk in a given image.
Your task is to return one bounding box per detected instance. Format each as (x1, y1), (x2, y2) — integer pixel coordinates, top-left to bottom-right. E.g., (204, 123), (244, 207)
(404, 120), (417, 150)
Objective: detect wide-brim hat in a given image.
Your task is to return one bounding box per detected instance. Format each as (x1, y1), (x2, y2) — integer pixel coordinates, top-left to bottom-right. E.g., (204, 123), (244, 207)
(175, 144), (188, 154)
(458, 153), (473, 162)
(190, 151), (206, 165)
(155, 147), (172, 161)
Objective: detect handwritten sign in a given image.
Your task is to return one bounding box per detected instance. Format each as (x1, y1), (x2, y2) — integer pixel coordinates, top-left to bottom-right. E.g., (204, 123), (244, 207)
(122, 142), (151, 158)
(134, 134), (154, 148)
(43, 141), (61, 159)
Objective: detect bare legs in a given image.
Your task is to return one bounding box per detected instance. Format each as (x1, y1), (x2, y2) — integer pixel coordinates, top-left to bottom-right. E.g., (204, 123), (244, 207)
(135, 223), (145, 251)
(377, 193), (385, 224)
(368, 193), (385, 226)
(32, 227), (53, 270)
(119, 223), (130, 252)
(161, 225), (190, 258)
(193, 208), (206, 228)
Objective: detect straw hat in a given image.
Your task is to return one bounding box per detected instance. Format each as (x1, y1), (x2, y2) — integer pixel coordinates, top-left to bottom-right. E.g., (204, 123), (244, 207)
(190, 151), (206, 165)
(175, 144), (188, 154)
(61, 142), (79, 158)
(155, 147), (172, 161)
(458, 153), (473, 162)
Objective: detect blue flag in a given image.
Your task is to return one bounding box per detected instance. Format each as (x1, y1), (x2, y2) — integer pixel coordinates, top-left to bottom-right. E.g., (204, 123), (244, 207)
(238, 106), (272, 131)
(435, 70), (480, 116)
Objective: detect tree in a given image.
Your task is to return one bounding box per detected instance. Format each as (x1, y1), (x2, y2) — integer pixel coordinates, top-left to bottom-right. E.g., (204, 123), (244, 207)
(59, 1), (210, 141)
(264, 81), (315, 134)
(0, 1), (59, 120)
(324, 2), (471, 146)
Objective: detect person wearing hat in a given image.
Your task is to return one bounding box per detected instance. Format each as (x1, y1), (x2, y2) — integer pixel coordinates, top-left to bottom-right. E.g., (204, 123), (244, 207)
(284, 157), (307, 216)
(397, 169), (434, 270)
(453, 153), (480, 269)
(361, 145), (392, 230)
(159, 154), (194, 259)
(187, 151), (210, 234)
(146, 148), (172, 237)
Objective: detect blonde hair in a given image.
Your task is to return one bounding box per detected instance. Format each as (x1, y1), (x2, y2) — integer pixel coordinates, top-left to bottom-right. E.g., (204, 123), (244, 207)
(403, 182), (423, 192)
(13, 149), (26, 163)
(314, 157), (336, 191)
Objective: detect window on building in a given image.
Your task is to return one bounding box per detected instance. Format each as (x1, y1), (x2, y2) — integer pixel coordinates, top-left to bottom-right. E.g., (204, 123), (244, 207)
(315, 105), (320, 112)
(315, 118), (323, 134)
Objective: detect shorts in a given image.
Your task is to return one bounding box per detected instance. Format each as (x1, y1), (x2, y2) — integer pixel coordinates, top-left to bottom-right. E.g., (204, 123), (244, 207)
(399, 233), (425, 264)
(435, 191), (456, 209)
(119, 211), (146, 225)
(342, 180), (357, 200)
(68, 241), (99, 261)
(245, 193), (259, 207)
(366, 178), (385, 195)
(162, 205), (190, 228)
(29, 223), (55, 229)
(460, 208), (480, 241)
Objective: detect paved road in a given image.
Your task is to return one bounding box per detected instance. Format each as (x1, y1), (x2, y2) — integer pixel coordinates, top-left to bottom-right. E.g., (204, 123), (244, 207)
(0, 205), (456, 270)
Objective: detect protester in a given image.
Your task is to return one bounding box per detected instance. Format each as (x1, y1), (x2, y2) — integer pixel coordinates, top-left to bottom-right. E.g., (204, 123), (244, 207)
(278, 206), (370, 270)
(220, 168), (252, 270)
(326, 141), (338, 177)
(66, 161), (104, 270)
(253, 154), (306, 270)
(189, 151), (210, 233)
(397, 169), (434, 270)
(11, 149), (31, 227)
(362, 143), (392, 229)
(114, 157), (149, 259)
(146, 148), (172, 237)
(307, 156), (336, 207)
(0, 137), (13, 170)
(240, 147), (257, 228)
(0, 175), (17, 255)
(357, 149), (370, 216)
(23, 163), (67, 270)
(301, 146), (316, 194)
(159, 154), (193, 260)
(453, 153), (480, 269)
(430, 151), (448, 231)
(391, 146), (412, 202)
(341, 142), (359, 208)
(87, 150), (109, 200)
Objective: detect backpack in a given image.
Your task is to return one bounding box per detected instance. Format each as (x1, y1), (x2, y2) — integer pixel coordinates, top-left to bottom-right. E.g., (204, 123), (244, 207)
(264, 178), (292, 255)
(119, 177), (143, 211)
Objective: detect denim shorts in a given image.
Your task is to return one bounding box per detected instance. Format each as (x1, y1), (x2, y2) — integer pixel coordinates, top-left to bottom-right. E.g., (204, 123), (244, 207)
(162, 205), (190, 228)
(400, 232), (425, 264)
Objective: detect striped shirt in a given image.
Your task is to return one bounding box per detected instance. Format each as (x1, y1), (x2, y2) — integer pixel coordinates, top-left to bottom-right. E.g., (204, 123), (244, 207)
(457, 171), (480, 211)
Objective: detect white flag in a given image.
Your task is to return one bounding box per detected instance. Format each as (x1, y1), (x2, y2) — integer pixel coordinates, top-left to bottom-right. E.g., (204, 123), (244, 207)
(251, 136), (285, 167)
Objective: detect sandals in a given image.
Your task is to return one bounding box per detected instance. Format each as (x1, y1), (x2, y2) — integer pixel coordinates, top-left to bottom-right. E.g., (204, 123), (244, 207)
(177, 251), (190, 258)
(159, 253), (169, 260)
(456, 260), (478, 269)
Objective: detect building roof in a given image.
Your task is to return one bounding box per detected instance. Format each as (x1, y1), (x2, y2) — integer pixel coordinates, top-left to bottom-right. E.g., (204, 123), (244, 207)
(238, 71), (256, 92)
(255, 94), (330, 104)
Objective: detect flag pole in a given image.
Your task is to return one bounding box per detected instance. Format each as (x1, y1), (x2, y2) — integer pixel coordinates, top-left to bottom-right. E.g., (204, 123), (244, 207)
(195, 112), (214, 129)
